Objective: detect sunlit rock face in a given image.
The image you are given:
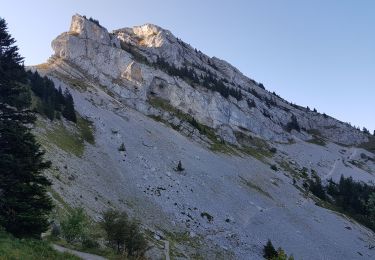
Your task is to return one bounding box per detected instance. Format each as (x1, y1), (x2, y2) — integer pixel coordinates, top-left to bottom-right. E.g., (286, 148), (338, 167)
(122, 61), (143, 84)
(69, 14), (111, 45)
(48, 13), (368, 146)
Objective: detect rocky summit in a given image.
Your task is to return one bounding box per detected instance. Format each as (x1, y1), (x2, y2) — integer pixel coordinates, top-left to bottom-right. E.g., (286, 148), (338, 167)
(32, 14), (375, 259)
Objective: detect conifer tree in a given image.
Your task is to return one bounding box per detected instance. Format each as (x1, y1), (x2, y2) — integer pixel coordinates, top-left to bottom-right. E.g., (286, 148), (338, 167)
(176, 160), (184, 172)
(263, 239), (278, 259)
(62, 88), (76, 122)
(0, 17), (52, 238)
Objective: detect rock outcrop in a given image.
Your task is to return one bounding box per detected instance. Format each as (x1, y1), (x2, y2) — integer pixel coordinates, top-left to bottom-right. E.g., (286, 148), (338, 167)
(47, 14), (368, 146)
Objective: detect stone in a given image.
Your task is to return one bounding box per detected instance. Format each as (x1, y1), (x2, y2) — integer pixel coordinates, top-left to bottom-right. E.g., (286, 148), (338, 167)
(122, 61), (143, 84)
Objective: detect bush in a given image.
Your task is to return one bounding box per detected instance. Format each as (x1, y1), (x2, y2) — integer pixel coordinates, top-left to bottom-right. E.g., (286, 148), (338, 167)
(82, 237), (99, 249)
(269, 147), (277, 153)
(100, 209), (147, 257)
(176, 160), (184, 171)
(61, 208), (88, 243)
(247, 99), (256, 108)
(200, 212), (214, 222)
(271, 165), (278, 171)
(118, 143), (126, 152)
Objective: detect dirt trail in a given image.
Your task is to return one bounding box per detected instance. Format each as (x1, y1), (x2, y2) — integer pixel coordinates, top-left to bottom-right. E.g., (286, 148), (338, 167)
(164, 240), (170, 260)
(53, 244), (107, 260)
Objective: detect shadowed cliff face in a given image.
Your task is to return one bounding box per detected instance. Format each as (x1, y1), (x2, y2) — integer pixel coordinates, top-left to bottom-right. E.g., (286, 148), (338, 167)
(31, 14), (375, 260)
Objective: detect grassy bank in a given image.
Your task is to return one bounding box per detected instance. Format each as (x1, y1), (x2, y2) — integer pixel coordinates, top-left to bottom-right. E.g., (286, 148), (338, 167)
(0, 229), (79, 260)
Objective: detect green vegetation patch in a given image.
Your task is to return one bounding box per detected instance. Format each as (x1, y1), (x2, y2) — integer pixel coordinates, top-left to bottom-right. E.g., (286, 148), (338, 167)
(51, 70), (93, 93)
(278, 160), (302, 179)
(77, 116), (95, 145)
(0, 229), (79, 260)
(239, 176), (273, 200)
(210, 141), (239, 155)
(37, 115), (95, 157)
(162, 229), (204, 258)
(44, 122), (85, 157)
(306, 129), (326, 146)
(234, 131), (273, 161)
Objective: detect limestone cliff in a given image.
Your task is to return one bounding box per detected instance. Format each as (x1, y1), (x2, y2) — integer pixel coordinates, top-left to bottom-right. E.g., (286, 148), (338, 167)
(45, 14), (368, 147)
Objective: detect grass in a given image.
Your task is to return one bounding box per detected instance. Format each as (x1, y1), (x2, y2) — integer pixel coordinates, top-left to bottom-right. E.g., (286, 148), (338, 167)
(234, 131), (273, 161)
(306, 137), (326, 146)
(278, 160), (303, 179)
(48, 188), (74, 217)
(37, 115), (95, 157)
(306, 129), (326, 146)
(49, 61), (95, 93)
(0, 230), (79, 260)
(161, 229), (203, 259)
(76, 116), (95, 145)
(238, 145), (270, 161)
(44, 122), (85, 157)
(149, 97), (197, 127)
(349, 160), (373, 174)
(210, 142), (239, 155)
(239, 176), (273, 200)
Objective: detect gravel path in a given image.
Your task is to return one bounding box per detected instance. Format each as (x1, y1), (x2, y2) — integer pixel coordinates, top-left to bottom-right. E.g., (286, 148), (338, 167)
(53, 244), (107, 260)
(164, 240), (170, 260)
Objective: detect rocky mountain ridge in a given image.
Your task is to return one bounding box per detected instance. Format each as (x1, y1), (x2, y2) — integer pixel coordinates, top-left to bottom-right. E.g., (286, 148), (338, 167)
(46, 14), (368, 147)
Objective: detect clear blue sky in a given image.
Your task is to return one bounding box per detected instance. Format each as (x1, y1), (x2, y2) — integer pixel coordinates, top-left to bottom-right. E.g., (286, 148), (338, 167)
(2, 0), (374, 132)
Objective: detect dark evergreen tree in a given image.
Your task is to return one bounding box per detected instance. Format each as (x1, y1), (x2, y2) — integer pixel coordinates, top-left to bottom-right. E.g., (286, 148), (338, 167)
(154, 56), (243, 101)
(62, 88), (76, 122)
(176, 160), (184, 172)
(362, 127), (370, 134)
(0, 17), (53, 238)
(286, 114), (301, 132)
(27, 71), (75, 121)
(308, 171), (326, 200)
(57, 86), (65, 106)
(263, 239), (278, 259)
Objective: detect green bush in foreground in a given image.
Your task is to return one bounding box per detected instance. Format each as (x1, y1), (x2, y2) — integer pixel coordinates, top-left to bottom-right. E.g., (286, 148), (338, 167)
(100, 209), (147, 257)
(61, 208), (89, 244)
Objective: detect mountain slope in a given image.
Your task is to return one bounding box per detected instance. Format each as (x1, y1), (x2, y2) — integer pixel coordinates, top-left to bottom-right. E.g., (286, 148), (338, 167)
(32, 14), (375, 259)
